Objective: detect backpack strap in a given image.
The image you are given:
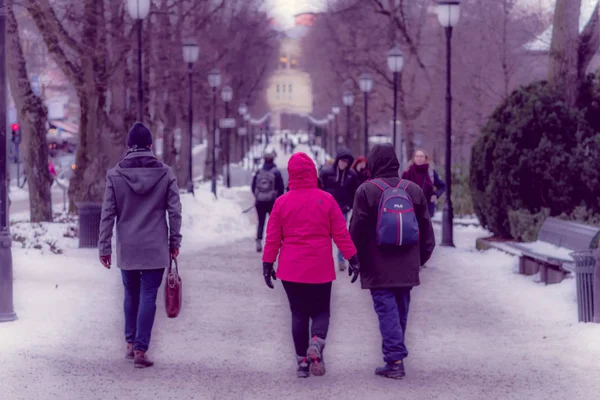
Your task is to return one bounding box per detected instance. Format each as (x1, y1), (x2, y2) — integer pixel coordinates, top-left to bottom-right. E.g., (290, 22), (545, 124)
(368, 178), (390, 191)
(397, 179), (411, 190)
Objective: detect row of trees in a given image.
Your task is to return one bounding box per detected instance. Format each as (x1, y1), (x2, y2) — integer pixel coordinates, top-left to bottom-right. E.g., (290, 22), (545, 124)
(302, 0), (547, 162)
(9, 0), (278, 221)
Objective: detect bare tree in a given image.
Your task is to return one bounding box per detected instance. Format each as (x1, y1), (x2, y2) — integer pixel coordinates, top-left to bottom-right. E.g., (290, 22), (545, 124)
(6, 0), (53, 222)
(304, 0), (545, 162)
(549, 0), (600, 106)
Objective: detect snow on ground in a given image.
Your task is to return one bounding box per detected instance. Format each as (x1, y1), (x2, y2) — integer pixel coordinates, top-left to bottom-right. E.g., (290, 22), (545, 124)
(2, 220), (600, 398)
(180, 183), (255, 248)
(432, 211), (480, 226)
(515, 240), (576, 260)
(8, 184), (66, 202)
(3, 149), (600, 398)
(192, 141), (207, 156)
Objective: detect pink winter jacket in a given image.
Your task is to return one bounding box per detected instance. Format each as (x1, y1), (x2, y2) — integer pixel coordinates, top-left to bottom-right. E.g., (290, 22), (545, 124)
(263, 152), (357, 284)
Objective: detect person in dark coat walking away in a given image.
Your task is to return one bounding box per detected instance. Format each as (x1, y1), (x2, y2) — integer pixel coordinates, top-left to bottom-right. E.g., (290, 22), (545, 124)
(402, 149), (446, 218)
(263, 152), (359, 378)
(98, 122), (182, 369)
(351, 156), (370, 184)
(252, 150), (285, 252)
(319, 148), (359, 271)
(349, 143), (435, 379)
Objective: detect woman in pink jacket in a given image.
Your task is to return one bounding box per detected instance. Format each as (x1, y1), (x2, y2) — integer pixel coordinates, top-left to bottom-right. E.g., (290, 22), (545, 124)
(262, 152), (359, 379)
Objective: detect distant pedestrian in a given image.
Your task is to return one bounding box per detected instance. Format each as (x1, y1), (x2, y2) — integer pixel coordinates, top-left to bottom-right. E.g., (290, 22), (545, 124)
(252, 150), (284, 252)
(262, 152), (359, 378)
(48, 162), (57, 177)
(319, 148), (359, 271)
(350, 143), (435, 379)
(402, 149), (446, 217)
(98, 122), (182, 369)
(351, 156), (370, 184)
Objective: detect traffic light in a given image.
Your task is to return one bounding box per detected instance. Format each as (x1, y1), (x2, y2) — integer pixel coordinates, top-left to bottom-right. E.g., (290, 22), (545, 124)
(11, 123), (20, 145)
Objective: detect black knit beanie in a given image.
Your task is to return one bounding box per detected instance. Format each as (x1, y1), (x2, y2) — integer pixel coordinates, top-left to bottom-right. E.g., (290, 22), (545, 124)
(127, 122), (152, 148)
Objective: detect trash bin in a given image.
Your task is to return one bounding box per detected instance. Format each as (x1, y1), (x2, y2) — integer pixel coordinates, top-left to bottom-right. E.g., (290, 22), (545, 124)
(570, 250), (596, 323)
(77, 202), (102, 249)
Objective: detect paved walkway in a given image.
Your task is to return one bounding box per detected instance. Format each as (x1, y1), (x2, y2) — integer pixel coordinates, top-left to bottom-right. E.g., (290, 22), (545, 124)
(2, 225), (599, 399)
(2, 144), (600, 399)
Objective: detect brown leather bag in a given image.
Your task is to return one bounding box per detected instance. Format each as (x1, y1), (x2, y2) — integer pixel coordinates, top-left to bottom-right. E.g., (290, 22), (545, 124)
(165, 257), (182, 318)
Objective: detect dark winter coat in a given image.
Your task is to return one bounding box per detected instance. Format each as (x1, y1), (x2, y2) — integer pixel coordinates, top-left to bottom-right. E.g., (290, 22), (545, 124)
(402, 163), (435, 201)
(402, 164), (446, 202)
(349, 144), (435, 289)
(319, 148), (359, 212)
(251, 161), (285, 204)
(98, 150), (182, 270)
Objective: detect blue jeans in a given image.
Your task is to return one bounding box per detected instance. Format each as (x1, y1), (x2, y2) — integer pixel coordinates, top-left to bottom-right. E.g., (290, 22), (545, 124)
(337, 212), (349, 264)
(121, 268), (165, 352)
(370, 288), (412, 363)
(428, 202), (436, 219)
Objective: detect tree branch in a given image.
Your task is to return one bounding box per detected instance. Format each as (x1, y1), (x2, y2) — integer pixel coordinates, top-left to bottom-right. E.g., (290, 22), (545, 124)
(24, 0), (83, 86)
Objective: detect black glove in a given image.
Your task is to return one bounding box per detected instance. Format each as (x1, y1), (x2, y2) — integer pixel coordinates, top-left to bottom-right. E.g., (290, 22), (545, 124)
(348, 255), (360, 284)
(263, 262), (277, 289)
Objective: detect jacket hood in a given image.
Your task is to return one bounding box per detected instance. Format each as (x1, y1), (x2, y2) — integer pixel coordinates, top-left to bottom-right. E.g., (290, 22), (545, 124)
(335, 148), (354, 169)
(367, 144), (400, 179)
(116, 153), (168, 195)
(263, 161), (277, 170)
(352, 156), (368, 170)
(288, 152), (318, 190)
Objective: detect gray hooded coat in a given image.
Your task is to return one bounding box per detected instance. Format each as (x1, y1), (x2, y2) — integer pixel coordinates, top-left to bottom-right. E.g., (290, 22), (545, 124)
(98, 151), (182, 270)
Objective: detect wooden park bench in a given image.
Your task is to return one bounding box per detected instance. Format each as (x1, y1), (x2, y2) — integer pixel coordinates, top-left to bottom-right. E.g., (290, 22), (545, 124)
(504, 218), (600, 285)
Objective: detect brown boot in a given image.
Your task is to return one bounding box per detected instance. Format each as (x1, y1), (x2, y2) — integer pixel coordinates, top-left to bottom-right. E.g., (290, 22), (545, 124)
(133, 350), (154, 369)
(125, 343), (134, 360)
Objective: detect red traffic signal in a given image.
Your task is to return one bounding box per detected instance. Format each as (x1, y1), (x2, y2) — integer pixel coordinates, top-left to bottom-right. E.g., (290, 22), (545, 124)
(11, 123), (19, 131)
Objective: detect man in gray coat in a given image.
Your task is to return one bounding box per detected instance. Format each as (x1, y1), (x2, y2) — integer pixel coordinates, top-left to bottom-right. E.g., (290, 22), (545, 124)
(98, 122), (182, 369)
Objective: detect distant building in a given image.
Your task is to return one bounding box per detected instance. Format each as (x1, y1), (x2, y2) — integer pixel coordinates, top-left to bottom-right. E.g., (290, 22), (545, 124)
(266, 13), (320, 130)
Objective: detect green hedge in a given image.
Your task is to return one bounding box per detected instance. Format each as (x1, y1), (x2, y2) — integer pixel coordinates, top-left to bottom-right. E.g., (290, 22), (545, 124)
(470, 80), (599, 237)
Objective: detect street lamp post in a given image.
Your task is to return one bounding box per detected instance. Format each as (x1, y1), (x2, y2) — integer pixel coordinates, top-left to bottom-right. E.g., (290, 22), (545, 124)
(332, 105), (340, 151)
(221, 86), (233, 188)
(327, 113), (334, 155)
(342, 91), (354, 148)
(359, 73), (374, 155)
(437, 0), (461, 247)
(208, 68), (221, 197)
(0, 0), (17, 323)
(244, 113), (252, 166)
(238, 103), (248, 166)
(126, 0), (151, 122)
(182, 40), (199, 194)
(387, 43), (405, 163)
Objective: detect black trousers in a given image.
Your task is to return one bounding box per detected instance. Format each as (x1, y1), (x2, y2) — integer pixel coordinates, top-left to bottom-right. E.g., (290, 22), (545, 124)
(255, 201), (274, 240)
(282, 281), (332, 357)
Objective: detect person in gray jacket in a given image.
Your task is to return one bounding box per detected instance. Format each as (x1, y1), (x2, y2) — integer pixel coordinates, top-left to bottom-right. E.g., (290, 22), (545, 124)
(98, 122), (182, 369)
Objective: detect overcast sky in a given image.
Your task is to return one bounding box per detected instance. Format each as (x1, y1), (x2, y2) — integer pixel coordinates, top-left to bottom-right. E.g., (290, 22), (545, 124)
(267, 0), (325, 27)
(266, 0), (568, 28)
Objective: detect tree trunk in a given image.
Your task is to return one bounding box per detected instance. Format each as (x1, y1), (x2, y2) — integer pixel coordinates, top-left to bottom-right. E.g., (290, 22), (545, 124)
(204, 104), (216, 180)
(548, 0), (581, 106)
(578, 3), (600, 82)
(6, 0), (52, 222)
(162, 101), (178, 167)
(403, 118), (416, 169)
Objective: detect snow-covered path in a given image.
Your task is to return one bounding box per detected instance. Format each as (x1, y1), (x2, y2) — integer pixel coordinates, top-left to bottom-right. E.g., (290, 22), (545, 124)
(2, 140), (600, 399)
(2, 221), (600, 399)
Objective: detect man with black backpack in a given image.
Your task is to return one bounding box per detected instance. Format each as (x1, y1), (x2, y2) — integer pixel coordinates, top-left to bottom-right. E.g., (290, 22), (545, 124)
(349, 143), (435, 380)
(252, 151), (284, 252)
